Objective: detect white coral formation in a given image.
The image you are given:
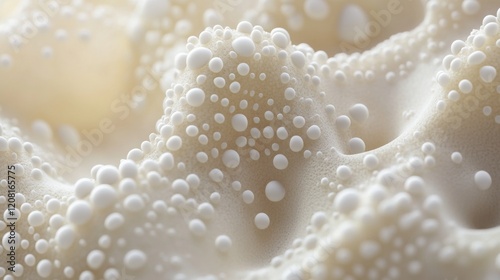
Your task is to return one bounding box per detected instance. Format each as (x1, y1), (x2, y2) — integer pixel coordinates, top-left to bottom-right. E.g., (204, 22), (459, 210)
(0, 0), (500, 279)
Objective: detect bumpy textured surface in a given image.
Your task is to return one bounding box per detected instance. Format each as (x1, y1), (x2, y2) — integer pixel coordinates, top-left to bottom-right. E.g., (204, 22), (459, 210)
(0, 0), (500, 279)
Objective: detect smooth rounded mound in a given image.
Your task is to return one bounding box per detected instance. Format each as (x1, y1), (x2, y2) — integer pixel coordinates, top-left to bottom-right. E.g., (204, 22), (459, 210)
(348, 103), (369, 123)
(222, 149), (241, 168)
(231, 114), (249, 132)
(474, 170), (492, 190)
(480, 66), (497, 83)
(232, 37), (256, 57)
(363, 154), (379, 169)
(186, 88), (206, 107)
(242, 190), (255, 204)
(124, 249), (147, 270)
(189, 219), (207, 236)
(334, 188), (361, 214)
(166, 136), (183, 151)
(104, 212), (125, 231)
(37, 259), (52, 278)
(215, 235), (232, 253)
(123, 194), (145, 212)
(336, 165), (353, 180)
(74, 179), (95, 199)
(90, 184), (118, 209)
(96, 165), (120, 185)
(27, 211), (45, 227)
(273, 154), (289, 170)
(172, 179), (190, 195)
(304, 0), (330, 20)
(187, 47), (213, 70)
(254, 213), (270, 230)
(265, 181), (286, 202)
(66, 200), (93, 225)
(208, 57), (224, 73)
(87, 250), (105, 269)
(311, 211), (328, 229)
(289, 136), (304, 152)
(306, 125), (322, 140)
(348, 137), (366, 154)
(404, 176), (425, 195)
(55, 225), (76, 250)
(451, 152), (463, 164)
